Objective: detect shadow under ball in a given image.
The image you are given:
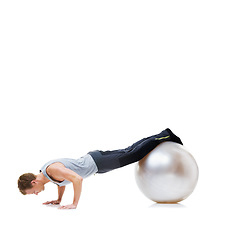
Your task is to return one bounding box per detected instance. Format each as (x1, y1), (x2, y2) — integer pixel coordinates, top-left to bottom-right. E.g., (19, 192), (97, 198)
(135, 142), (199, 203)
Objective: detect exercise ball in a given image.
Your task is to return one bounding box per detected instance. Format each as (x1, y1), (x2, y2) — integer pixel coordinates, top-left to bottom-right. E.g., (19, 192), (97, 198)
(135, 142), (198, 203)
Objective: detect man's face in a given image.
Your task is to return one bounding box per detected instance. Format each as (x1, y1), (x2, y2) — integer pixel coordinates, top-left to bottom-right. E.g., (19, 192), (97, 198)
(25, 180), (45, 195)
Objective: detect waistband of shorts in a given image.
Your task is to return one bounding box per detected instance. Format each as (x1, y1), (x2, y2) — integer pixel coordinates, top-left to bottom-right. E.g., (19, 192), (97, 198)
(88, 150), (102, 161)
(88, 150), (103, 171)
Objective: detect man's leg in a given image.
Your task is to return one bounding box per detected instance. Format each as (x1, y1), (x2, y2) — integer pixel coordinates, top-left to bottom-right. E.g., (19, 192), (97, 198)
(90, 128), (182, 173)
(118, 128), (183, 168)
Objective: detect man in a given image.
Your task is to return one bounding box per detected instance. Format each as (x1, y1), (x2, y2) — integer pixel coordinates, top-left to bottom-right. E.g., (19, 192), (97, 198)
(18, 128), (183, 209)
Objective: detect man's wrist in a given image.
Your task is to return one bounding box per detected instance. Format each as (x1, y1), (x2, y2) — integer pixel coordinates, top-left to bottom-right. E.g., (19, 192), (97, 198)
(72, 202), (78, 207)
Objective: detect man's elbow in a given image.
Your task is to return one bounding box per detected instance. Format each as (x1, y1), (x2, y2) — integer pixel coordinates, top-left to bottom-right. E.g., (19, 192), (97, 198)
(74, 176), (83, 183)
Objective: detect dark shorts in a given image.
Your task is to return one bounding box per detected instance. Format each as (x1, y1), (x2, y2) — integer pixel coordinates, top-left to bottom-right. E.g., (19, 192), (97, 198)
(88, 128), (183, 173)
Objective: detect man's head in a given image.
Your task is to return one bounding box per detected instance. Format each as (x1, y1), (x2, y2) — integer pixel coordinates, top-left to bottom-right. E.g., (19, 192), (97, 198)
(18, 173), (45, 195)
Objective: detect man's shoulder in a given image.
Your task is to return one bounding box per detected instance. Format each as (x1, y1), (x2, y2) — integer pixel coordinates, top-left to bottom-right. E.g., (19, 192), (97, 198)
(47, 162), (65, 171)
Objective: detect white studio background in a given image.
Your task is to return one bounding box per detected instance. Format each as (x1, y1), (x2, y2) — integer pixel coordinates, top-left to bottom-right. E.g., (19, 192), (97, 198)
(0, 0), (239, 239)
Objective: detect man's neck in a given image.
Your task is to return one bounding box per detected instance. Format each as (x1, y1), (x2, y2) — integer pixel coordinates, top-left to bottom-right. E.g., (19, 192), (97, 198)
(36, 172), (50, 185)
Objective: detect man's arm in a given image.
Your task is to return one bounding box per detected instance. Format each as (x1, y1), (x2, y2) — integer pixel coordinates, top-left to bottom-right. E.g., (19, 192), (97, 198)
(47, 163), (83, 209)
(58, 185), (66, 202)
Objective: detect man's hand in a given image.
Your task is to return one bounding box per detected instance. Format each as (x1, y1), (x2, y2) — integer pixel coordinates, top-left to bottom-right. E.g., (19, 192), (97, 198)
(43, 200), (61, 205)
(58, 204), (77, 210)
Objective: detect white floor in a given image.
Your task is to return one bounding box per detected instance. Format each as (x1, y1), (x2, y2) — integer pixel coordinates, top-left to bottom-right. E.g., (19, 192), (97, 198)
(4, 165), (240, 239)
(1, 1), (240, 239)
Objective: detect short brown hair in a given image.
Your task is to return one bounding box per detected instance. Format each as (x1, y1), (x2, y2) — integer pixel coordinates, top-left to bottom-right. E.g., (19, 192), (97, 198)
(18, 173), (36, 195)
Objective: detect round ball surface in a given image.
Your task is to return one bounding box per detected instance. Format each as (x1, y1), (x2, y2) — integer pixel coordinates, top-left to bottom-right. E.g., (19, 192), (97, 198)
(135, 142), (199, 203)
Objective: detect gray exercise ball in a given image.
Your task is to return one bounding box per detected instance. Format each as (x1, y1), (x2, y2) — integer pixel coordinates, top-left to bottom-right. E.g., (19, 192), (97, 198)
(135, 142), (199, 203)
